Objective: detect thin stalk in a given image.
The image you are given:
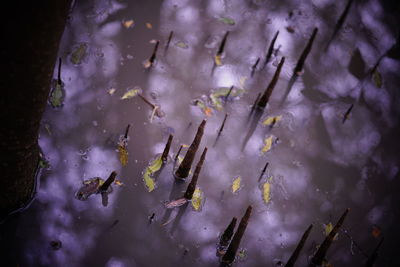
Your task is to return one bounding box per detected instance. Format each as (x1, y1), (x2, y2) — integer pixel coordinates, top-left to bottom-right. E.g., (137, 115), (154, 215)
(251, 57), (260, 77)
(365, 237), (384, 267)
(258, 161), (269, 182)
(138, 93), (156, 109)
(218, 113), (228, 136)
(99, 171), (117, 193)
(257, 57), (285, 109)
(175, 120), (207, 180)
(174, 145), (183, 162)
(57, 58), (62, 85)
(285, 224), (313, 267)
(342, 104), (354, 124)
(149, 40), (160, 66)
(161, 134), (173, 163)
(222, 205), (252, 264)
(263, 30), (279, 69)
(326, 0), (354, 49)
(165, 31), (174, 50)
(218, 31), (230, 55)
(294, 28), (318, 75)
(124, 124), (131, 139)
(225, 86), (234, 102)
(184, 147), (207, 200)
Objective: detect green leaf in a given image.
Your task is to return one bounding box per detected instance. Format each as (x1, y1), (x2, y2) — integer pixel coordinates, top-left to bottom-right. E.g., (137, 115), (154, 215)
(175, 41), (189, 49)
(49, 81), (65, 108)
(121, 88), (141, 100)
(71, 43), (88, 65)
(232, 176), (242, 193)
(143, 171), (156, 192)
(142, 155), (163, 192)
(209, 87), (244, 110)
(219, 17), (235, 25)
(372, 69), (383, 88)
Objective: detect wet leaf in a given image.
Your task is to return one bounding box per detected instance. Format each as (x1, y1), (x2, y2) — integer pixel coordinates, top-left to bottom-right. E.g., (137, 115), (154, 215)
(232, 176), (242, 193)
(146, 22), (152, 29)
(143, 60), (152, 69)
(372, 69), (382, 88)
(148, 155), (163, 173)
(209, 87), (244, 110)
(165, 198), (188, 209)
(122, 19), (135, 29)
(71, 43), (87, 65)
(142, 155), (163, 192)
(114, 179), (124, 186)
(219, 17), (235, 25)
(194, 99), (213, 116)
(262, 182), (271, 203)
(261, 136), (273, 154)
(191, 187), (203, 211)
(143, 171), (156, 192)
(121, 88), (141, 100)
(49, 81), (65, 108)
(215, 54), (222, 66)
(262, 115), (282, 126)
(175, 41), (189, 49)
(324, 222), (338, 240)
(107, 88), (116, 95)
(117, 145), (128, 166)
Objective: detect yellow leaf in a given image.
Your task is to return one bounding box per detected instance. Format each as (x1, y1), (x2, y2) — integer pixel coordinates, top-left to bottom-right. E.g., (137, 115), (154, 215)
(261, 136), (273, 154)
(143, 171), (155, 192)
(182, 144), (189, 148)
(146, 22), (153, 29)
(195, 99), (213, 117)
(191, 187), (203, 211)
(148, 155), (163, 173)
(122, 20), (135, 29)
(118, 145), (128, 166)
(232, 176), (241, 193)
(263, 116), (282, 126)
(121, 88), (141, 100)
(142, 155), (163, 192)
(262, 182), (271, 203)
(114, 179), (124, 186)
(215, 54), (222, 66)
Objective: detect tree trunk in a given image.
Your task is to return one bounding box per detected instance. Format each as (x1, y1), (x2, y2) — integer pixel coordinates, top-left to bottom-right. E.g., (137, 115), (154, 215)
(0, 0), (72, 220)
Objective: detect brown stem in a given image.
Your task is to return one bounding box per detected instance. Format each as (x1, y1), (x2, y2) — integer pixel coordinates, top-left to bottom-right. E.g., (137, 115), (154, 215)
(218, 217), (237, 249)
(258, 161), (269, 182)
(217, 31), (230, 55)
(99, 171), (117, 193)
(285, 224), (313, 267)
(161, 134), (173, 163)
(184, 147), (207, 199)
(251, 57), (260, 77)
(342, 103), (354, 124)
(294, 28), (318, 75)
(124, 124), (131, 139)
(138, 93), (156, 109)
(311, 208), (350, 265)
(149, 40), (160, 65)
(217, 113), (228, 136)
(264, 30), (279, 68)
(166, 31), (174, 50)
(222, 205), (252, 264)
(257, 57), (285, 109)
(365, 237), (384, 267)
(175, 120), (207, 180)
(174, 145), (183, 162)
(251, 93), (261, 113)
(57, 58), (62, 85)
(225, 86), (234, 101)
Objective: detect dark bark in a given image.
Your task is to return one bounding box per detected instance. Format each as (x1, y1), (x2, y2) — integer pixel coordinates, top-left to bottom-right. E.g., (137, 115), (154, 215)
(161, 134), (174, 163)
(365, 237), (384, 267)
(263, 30), (279, 68)
(184, 147), (207, 200)
(99, 171), (117, 193)
(218, 217), (237, 250)
(285, 224), (313, 267)
(257, 57), (285, 109)
(293, 28), (318, 75)
(0, 0), (72, 219)
(175, 120), (206, 180)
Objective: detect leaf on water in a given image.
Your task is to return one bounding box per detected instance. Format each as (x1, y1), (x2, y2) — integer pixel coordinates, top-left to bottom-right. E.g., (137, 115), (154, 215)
(142, 155), (163, 192)
(118, 145), (128, 166)
(209, 87), (245, 110)
(143, 60), (152, 69)
(215, 54), (222, 66)
(262, 115), (282, 126)
(261, 136), (273, 154)
(165, 198), (188, 209)
(232, 176), (242, 193)
(49, 81), (65, 108)
(146, 22), (152, 29)
(324, 222), (338, 240)
(239, 76), (248, 89)
(121, 88), (141, 100)
(262, 182), (271, 203)
(219, 17), (235, 25)
(191, 187), (203, 211)
(71, 43), (88, 65)
(372, 69), (383, 88)
(175, 41), (189, 49)
(114, 179), (124, 186)
(122, 19), (135, 29)
(237, 248), (247, 261)
(107, 88), (116, 95)
(194, 99), (213, 117)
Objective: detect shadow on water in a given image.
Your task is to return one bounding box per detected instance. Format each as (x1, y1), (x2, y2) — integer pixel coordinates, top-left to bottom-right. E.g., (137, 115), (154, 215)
(241, 109), (263, 151)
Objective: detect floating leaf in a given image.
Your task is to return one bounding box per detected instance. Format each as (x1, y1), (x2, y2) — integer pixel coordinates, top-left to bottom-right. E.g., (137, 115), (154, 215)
(121, 88), (141, 100)
(175, 41), (189, 49)
(219, 17), (235, 25)
(210, 87), (245, 110)
(122, 19), (135, 29)
(143, 60), (152, 69)
(324, 222), (338, 240)
(118, 145), (128, 166)
(114, 179), (124, 186)
(261, 136), (273, 154)
(165, 198), (188, 209)
(372, 69), (383, 88)
(142, 155), (163, 192)
(71, 43), (87, 65)
(262, 115), (282, 126)
(191, 187), (203, 211)
(194, 99), (213, 116)
(215, 54), (222, 66)
(146, 22), (152, 29)
(232, 176), (242, 193)
(49, 81), (65, 108)
(262, 182), (271, 203)
(107, 88), (116, 95)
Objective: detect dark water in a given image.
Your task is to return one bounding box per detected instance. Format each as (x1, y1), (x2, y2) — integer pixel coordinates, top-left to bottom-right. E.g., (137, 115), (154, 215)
(3, 0), (400, 266)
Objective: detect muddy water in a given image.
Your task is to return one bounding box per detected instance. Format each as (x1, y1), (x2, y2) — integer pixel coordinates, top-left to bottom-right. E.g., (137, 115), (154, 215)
(7, 0), (400, 266)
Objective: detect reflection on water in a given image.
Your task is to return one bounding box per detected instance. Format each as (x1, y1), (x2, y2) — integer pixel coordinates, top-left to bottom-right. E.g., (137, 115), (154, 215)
(7, 0), (400, 266)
